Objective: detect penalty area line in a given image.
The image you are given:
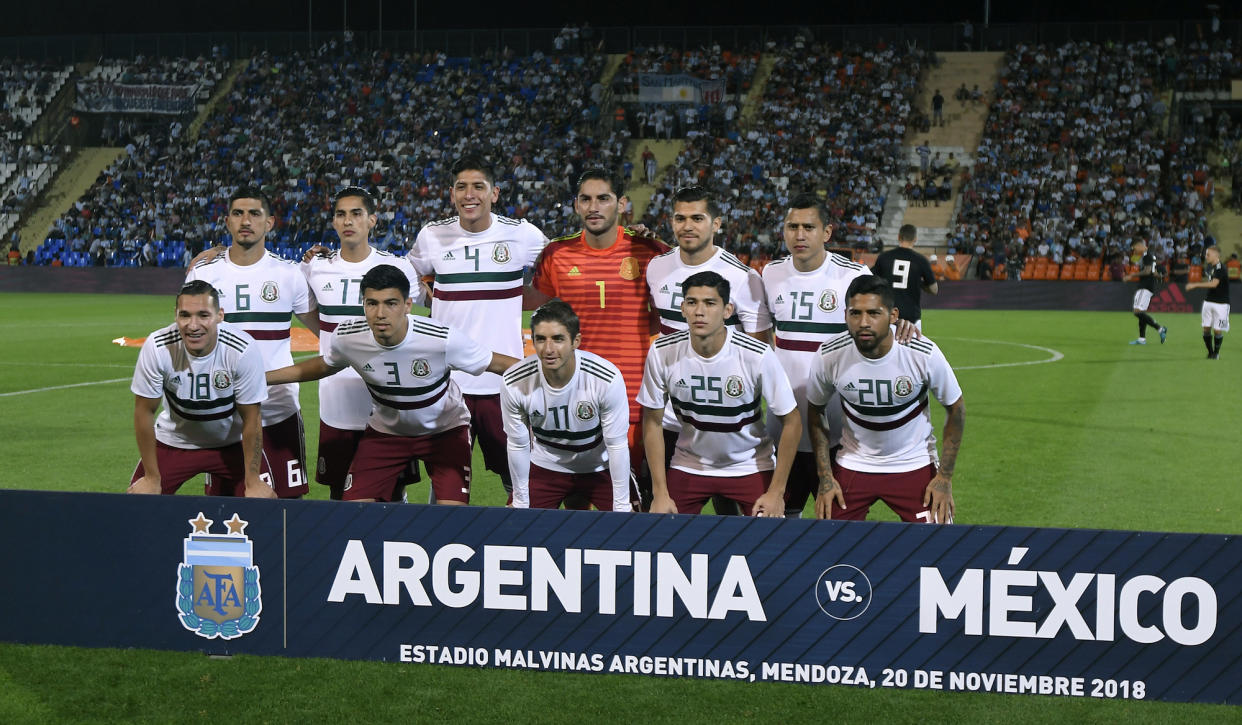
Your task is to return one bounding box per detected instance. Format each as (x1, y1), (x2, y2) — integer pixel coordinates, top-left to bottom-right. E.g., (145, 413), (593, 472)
(938, 336), (1064, 371)
(0, 377), (131, 397)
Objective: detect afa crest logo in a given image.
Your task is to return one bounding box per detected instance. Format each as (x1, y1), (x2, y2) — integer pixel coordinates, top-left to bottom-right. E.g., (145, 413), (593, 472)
(176, 512), (261, 640)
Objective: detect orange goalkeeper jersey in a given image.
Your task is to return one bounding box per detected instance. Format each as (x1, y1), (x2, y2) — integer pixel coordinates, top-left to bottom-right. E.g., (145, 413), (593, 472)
(532, 227), (669, 423)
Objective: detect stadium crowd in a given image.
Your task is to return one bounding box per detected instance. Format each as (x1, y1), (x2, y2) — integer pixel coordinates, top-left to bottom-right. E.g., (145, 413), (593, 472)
(40, 47), (630, 266)
(951, 40), (1213, 278)
(644, 41), (925, 262)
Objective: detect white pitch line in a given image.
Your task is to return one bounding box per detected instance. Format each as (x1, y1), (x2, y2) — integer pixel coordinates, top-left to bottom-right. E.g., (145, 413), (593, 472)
(0, 377), (130, 397)
(0, 360), (133, 369)
(938, 336), (1064, 371)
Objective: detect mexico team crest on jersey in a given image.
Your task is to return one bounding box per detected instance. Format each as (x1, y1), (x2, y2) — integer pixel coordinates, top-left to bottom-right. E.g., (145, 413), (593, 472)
(819, 289), (838, 312)
(176, 512), (262, 640)
(576, 401), (596, 420)
(212, 370), (231, 390)
(725, 375), (745, 398)
(894, 376), (914, 397)
(618, 257), (640, 281)
(492, 243), (511, 264)
(411, 359), (431, 377)
(260, 281), (279, 302)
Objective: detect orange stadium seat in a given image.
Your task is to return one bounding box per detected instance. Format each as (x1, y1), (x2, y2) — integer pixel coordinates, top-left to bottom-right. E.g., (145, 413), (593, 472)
(1189, 266), (1202, 283)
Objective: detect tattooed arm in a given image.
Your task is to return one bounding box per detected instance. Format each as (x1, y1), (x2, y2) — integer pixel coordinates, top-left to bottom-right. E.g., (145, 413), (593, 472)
(238, 402), (275, 499)
(924, 395), (964, 523)
(808, 401), (846, 519)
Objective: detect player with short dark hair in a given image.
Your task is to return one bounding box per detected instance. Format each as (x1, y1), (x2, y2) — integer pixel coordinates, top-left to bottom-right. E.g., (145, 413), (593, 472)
(129, 281), (274, 498)
(303, 186), (422, 499)
(501, 300), (632, 511)
(1125, 239), (1167, 345)
(1187, 245), (1230, 359)
(186, 188), (318, 498)
(872, 224), (937, 330)
(532, 167), (670, 507)
(647, 184), (772, 516)
(411, 154), (549, 501)
(266, 264), (519, 503)
(638, 271), (800, 516)
(807, 276), (965, 524)
(762, 192), (871, 518)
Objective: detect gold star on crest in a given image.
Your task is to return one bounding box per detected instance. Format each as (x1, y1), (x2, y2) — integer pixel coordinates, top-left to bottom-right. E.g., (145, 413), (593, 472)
(189, 512), (213, 534)
(224, 513), (248, 536)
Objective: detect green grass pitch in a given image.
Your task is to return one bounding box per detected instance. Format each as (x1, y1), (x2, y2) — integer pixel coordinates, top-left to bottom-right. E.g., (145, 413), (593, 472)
(0, 292), (1238, 722)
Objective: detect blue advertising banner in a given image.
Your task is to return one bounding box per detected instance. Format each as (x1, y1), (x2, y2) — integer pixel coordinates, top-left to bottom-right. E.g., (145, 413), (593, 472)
(0, 490), (1237, 704)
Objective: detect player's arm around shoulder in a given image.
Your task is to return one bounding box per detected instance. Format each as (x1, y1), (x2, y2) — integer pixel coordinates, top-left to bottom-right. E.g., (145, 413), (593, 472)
(267, 356), (342, 385)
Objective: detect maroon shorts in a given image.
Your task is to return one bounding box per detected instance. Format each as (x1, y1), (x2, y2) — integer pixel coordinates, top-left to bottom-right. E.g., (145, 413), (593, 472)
(205, 412), (307, 498)
(345, 425), (471, 503)
(666, 469), (771, 516)
(132, 440), (273, 495)
(464, 394), (510, 490)
(529, 463), (619, 511)
(316, 422), (364, 487)
(317, 421), (421, 489)
(829, 462), (940, 523)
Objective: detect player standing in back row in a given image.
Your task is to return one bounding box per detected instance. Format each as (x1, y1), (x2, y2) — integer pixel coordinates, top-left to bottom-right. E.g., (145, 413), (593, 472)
(186, 187), (318, 498)
(532, 168), (669, 504)
(411, 156), (549, 501)
(762, 194), (871, 518)
(872, 224), (937, 330)
(646, 184), (771, 515)
(1125, 239), (1167, 346)
(303, 187), (422, 498)
(1187, 245), (1230, 359)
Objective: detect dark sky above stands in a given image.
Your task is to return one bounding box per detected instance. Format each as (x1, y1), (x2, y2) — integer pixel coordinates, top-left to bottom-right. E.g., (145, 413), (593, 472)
(9, 1), (1205, 37)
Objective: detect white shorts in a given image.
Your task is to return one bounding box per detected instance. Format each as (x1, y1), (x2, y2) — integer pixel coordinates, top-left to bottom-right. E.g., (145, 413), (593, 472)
(1132, 289), (1152, 312)
(1201, 301), (1230, 331)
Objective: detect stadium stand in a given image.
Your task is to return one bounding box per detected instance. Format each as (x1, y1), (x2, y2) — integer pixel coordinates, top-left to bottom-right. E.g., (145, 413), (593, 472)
(951, 40), (1213, 280)
(37, 48), (630, 267)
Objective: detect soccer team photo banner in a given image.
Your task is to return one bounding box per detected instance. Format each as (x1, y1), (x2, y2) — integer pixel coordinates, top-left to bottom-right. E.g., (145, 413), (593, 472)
(0, 490), (1237, 704)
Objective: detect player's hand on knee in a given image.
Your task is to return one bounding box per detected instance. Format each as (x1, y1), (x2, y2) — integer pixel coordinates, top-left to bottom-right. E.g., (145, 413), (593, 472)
(923, 475), (954, 524)
(814, 477), (845, 519)
(128, 475), (161, 495)
(244, 476), (277, 499)
(648, 494), (678, 515)
(752, 492), (784, 518)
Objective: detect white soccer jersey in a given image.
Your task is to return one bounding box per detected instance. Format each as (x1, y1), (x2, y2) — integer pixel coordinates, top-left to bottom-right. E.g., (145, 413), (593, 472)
(500, 350), (631, 510)
(806, 334), (963, 474)
(762, 253), (870, 452)
(637, 328), (796, 476)
(411, 213), (547, 395)
(647, 246), (772, 432)
(131, 321), (267, 449)
(324, 315), (492, 437)
(186, 251), (312, 426)
(302, 249), (421, 430)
